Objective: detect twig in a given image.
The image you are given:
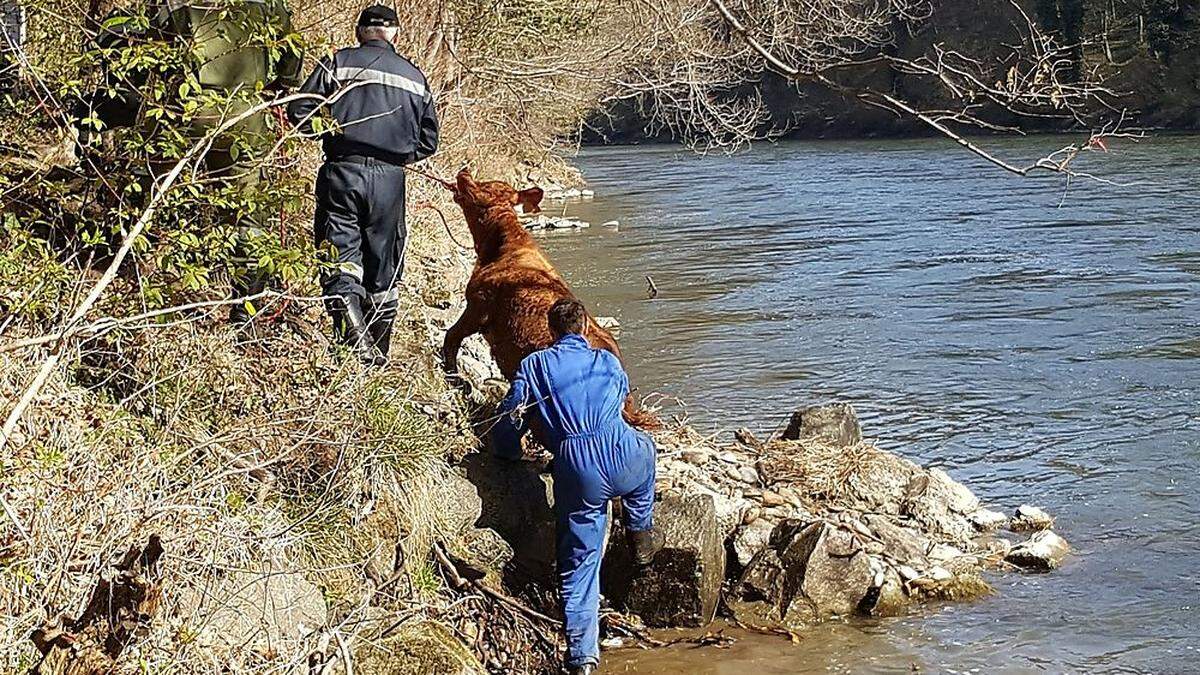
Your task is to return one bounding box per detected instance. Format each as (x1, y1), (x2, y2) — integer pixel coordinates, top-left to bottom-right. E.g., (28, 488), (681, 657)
(334, 631), (354, 675)
(0, 291), (310, 353)
(433, 541), (562, 627)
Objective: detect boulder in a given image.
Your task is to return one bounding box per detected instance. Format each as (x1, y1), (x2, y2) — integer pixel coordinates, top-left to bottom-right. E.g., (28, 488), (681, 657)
(355, 621), (486, 675)
(733, 518), (776, 567)
(968, 507), (1010, 532)
(781, 403), (862, 447)
(604, 493), (724, 627)
(181, 567), (327, 659)
(1010, 505), (1054, 533)
(674, 482), (749, 537)
(862, 515), (930, 567)
(782, 522), (874, 620)
(902, 468), (979, 543)
(458, 527), (515, 587)
(730, 521), (875, 628)
(1006, 530), (1070, 571)
(463, 452), (557, 584)
(863, 564), (908, 616)
(432, 468), (485, 539)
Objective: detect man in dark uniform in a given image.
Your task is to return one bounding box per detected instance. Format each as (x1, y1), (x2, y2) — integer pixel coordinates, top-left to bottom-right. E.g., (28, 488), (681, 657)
(287, 5), (439, 366)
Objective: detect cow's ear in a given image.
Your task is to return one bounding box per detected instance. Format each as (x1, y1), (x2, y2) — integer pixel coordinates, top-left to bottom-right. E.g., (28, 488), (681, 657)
(516, 187), (544, 214)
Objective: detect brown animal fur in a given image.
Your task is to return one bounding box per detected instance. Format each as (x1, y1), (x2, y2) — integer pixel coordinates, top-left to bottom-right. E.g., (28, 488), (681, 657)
(442, 169), (656, 430)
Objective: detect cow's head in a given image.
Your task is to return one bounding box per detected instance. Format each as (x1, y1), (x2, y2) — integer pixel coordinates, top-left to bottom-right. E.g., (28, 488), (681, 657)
(452, 169), (544, 259)
(453, 169), (544, 219)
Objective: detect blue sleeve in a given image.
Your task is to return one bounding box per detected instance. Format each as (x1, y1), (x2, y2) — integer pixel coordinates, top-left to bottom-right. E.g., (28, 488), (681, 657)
(498, 359), (534, 417)
(603, 352), (630, 397)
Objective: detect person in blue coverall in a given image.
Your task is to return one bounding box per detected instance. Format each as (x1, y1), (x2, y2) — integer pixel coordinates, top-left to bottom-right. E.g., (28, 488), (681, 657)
(495, 299), (664, 675)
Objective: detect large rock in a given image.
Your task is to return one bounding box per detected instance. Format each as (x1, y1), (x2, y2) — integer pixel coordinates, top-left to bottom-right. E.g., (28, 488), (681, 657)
(355, 621), (486, 675)
(902, 468), (980, 543)
(863, 514), (930, 567)
(732, 517), (777, 567)
(781, 403), (862, 447)
(1006, 530), (1070, 571)
(604, 493), (724, 627)
(463, 452), (557, 585)
(1010, 505), (1054, 533)
(432, 468), (485, 539)
(730, 521), (875, 627)
(181, 567), (327, 659)
(783, 522), (874, 620)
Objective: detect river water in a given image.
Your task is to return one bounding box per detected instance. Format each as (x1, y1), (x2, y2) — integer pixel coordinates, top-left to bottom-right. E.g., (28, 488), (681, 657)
(536, 137), (1200, 674)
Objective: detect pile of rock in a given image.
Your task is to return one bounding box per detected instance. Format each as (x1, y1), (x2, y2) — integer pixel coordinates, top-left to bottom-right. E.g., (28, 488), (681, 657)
(615, 404), (1072, 629)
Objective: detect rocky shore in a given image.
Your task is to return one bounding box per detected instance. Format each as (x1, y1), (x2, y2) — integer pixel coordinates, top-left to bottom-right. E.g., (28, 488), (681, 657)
(421, 288), (1071, 664)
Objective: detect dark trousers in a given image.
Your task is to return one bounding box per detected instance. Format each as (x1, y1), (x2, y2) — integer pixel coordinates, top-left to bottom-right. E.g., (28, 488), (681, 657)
(314, 157), (407, 311)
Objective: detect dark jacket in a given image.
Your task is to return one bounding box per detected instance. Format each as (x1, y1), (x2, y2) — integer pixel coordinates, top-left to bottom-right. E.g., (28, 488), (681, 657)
(287, 39), (439, 165)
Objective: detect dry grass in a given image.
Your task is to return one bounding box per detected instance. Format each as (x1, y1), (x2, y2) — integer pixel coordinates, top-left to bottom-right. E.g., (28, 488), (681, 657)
(759, 440), (915, 508)
(0, 196), (495, 671)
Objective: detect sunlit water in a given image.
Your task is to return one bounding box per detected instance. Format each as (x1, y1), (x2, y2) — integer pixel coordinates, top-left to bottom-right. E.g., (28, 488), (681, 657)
(535, 136), (1200, 673)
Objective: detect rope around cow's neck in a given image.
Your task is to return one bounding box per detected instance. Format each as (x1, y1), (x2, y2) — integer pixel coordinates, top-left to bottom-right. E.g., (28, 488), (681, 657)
(403, 165), (474, 251)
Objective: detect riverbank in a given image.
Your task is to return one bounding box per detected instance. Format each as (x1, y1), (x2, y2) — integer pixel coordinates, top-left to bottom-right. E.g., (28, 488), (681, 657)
(1, 159), (1073, 674)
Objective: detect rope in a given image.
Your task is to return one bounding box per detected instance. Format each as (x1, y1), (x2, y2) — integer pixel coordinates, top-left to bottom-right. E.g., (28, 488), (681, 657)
(402, 164), (473, 251)
(413, 198), (472, 251)
(259, 106), (294, 323)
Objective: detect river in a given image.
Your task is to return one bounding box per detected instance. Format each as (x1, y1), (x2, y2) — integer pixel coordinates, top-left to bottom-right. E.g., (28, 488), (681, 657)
(536, 136), (1200, 674)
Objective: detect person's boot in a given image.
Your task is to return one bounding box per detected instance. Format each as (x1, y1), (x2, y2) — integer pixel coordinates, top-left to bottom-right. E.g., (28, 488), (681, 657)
(331, 295), (386, 367)
(567, 664), (596, 675)
(365, 297), (398, 360)
(629, 528), (665, 568)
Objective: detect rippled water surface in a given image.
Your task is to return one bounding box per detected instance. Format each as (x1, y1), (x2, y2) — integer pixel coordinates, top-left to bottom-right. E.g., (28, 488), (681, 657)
(537, 137), (1200, 673)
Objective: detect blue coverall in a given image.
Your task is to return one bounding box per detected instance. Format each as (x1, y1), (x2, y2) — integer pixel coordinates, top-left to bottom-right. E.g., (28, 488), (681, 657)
(495, 333), (657, 669)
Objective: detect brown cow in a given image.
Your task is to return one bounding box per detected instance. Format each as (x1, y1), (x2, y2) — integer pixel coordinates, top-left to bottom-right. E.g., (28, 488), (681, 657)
(442, 169), (655, 429)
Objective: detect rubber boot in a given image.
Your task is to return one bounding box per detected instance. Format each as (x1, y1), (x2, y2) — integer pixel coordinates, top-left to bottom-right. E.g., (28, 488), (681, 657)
(331, 295), (386, 367)
(567, 664), (596, 675)
(629, 528), (665, 568)
(365, 297), (398, 360)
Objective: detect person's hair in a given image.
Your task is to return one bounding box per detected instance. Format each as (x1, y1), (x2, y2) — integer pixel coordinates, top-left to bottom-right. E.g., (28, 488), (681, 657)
(356, 26), (399, 44)
(548, 299), (587, 337)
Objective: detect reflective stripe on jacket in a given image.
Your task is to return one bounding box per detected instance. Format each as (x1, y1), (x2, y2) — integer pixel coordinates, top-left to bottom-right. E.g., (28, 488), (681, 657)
(286, 39), (439, 166)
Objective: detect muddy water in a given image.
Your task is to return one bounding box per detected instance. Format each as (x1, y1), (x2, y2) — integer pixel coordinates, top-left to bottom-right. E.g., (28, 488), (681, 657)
(537, 137), (1200, 673)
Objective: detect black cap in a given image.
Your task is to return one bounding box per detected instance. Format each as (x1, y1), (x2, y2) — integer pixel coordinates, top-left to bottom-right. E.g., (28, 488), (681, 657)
(357, 5), (398, 27)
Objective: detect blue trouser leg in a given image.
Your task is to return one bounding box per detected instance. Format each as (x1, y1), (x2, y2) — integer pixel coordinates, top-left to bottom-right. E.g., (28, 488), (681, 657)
(616, 430), (658, 532)
(554, 456), (608, 668)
